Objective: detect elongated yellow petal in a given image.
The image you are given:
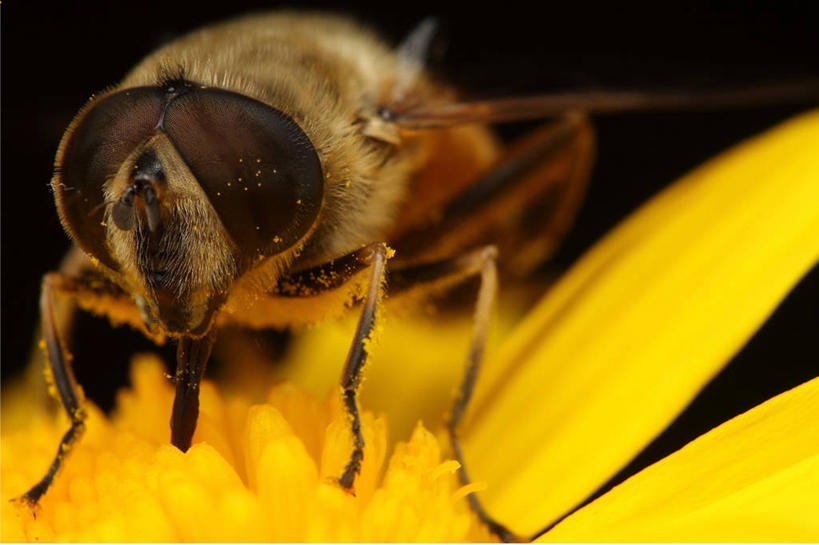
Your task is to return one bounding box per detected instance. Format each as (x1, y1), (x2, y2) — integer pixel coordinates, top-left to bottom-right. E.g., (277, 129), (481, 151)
(464, 110), (819, 535)
(539, 376), (819, 541)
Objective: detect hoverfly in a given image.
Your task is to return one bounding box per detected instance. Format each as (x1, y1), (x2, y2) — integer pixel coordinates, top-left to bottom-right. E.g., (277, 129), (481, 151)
(14, 10), (818, 541)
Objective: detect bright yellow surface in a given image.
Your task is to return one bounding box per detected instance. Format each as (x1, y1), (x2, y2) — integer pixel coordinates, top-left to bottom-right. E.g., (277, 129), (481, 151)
(1, 356), (489, 542)
(541, 376), (819, 542)
(464, 110), (819, 535)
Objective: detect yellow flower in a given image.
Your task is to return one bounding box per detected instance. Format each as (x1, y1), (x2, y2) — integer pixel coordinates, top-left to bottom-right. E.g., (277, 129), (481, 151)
(2, 110), (819, 542)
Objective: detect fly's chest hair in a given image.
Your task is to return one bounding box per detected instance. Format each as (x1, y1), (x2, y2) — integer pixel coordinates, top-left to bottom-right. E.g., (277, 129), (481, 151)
(120, 12), (440, 270)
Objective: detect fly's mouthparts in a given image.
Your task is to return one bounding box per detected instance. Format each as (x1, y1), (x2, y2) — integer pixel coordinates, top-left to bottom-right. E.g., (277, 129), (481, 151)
(111, 180), (163, 233)
(111, 148), (167, 233)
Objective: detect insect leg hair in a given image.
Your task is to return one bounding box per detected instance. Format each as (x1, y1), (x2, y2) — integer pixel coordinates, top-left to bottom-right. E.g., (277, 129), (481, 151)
(337, 242), (389, 490)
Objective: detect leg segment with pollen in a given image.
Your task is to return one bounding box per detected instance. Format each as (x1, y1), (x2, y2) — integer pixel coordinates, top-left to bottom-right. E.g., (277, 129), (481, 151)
(289, 243), (513, 535)
(336, 243), (389, 489)
(282, 242), (501, 499)
(271, 242), (390, 490)
(17, 259), (157, 507)
(19, 274), (90, 507)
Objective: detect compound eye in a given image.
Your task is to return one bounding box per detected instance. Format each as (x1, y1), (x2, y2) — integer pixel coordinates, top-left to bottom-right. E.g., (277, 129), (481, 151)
(54, 87), (165, 270)
(163, 89), (323, 265)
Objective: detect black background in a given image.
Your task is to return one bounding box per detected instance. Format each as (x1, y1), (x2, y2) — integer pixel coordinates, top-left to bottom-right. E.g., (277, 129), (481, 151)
(2, 0), (818, 519)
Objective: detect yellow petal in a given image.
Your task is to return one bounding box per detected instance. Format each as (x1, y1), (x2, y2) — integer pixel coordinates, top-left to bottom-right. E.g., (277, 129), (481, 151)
(464, 110), (819, 535)
(539, 376), (819, 541)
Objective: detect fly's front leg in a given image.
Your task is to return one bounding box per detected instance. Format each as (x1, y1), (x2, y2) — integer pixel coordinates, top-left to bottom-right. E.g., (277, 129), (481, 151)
(16, 252), (153, 508)
(266, 243), (390, 490)
(337, 242), (389, 490)
(17, 273), (88, 509)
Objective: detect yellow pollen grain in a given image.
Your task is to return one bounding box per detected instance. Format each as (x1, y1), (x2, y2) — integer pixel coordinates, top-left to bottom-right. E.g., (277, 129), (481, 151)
(273, 236), (282, 243)
(100, 221), (107, 227)
(227, 182), (232, 187)
(296, 199), (302, 205)
(244, 187), (248, 192)
(238, 177), (243, 182)
(258, 183), (262, 187)
(239, 158), (243, 163)
(384, 246), (396, 260)
(256, 158), (261, 163)
(193, 226), (198, 231)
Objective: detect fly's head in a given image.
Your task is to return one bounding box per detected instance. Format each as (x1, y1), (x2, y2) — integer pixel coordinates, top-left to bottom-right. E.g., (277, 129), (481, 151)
(51, 79), (324, 336)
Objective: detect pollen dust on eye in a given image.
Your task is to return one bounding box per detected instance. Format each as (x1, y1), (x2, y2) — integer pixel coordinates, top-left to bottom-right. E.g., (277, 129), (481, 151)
(1, 354), (494, 542)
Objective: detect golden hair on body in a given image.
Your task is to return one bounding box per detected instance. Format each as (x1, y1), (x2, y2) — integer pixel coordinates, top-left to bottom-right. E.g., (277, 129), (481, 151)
(88, 12), (500, 330)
